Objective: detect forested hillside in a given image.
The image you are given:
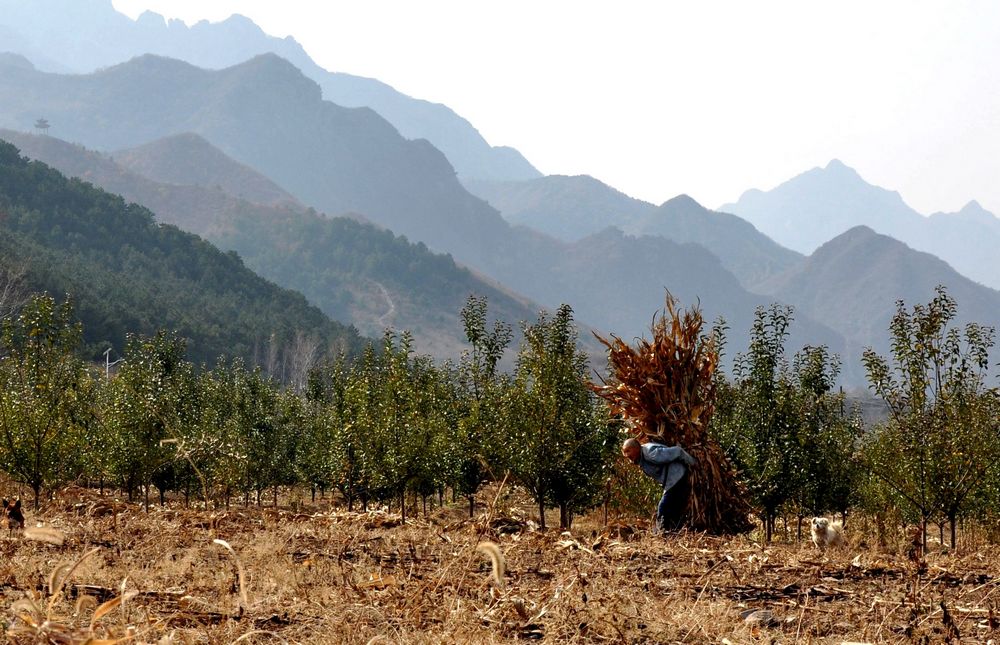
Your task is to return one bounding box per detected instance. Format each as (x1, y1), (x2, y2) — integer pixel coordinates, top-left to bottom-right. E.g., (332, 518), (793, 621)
(0, 140), (365, 365)
(0, 130), (541, 359)
(757, 225), (1000, 363)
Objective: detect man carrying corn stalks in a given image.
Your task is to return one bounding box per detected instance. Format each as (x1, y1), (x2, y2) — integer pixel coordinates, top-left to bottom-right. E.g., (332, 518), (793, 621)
(592, 295), (752, 535)
(621, 438), (696, 533)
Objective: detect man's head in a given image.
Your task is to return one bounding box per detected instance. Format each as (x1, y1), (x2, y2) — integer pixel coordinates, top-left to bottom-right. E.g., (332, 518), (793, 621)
(621, 438), (641, 464)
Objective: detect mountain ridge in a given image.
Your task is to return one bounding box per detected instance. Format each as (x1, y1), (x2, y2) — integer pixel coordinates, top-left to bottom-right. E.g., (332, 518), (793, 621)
(0, 54), (854, 381)
(722, 160), (1000, 290)
(0, 0), (540, 182)
(465, 175), (803, 289)
(758, 225), (1000, 368)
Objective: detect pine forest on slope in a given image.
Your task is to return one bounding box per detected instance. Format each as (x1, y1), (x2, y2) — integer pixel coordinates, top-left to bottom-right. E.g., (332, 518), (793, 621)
(0, 140), (366, 366)
(0, 129), (542, 361)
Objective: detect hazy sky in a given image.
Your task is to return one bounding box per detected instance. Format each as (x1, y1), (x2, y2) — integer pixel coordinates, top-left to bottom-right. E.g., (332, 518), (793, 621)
(112, 1), (1000, 216)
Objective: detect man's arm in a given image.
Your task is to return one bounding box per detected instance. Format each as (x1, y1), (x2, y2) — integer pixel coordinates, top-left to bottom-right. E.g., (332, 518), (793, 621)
(642, 443), (696, 467)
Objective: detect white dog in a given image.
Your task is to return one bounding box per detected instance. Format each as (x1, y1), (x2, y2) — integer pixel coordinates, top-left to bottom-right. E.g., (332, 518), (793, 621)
(810, 517), (844, 549)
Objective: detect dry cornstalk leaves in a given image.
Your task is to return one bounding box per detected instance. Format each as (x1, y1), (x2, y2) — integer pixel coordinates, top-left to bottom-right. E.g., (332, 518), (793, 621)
(591, 294), (752, 535)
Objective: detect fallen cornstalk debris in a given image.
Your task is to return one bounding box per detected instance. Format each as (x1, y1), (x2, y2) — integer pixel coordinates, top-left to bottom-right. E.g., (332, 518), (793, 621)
(2, 492), (999, 643)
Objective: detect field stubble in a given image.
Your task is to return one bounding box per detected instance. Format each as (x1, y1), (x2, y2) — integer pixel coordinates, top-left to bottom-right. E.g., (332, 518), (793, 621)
(0, 486), (998, 644)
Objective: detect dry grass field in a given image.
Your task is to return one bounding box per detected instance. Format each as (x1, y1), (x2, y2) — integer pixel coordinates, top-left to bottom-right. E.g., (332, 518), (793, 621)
(1, 485), (998, 644)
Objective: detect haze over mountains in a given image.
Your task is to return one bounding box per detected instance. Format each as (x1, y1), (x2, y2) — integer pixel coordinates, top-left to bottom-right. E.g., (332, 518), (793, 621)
(466, 176), (803, 289)
(0, 129), (541, 360)
(0, 5), (997, 387)
(723, 160), (1000, 291)
(0, 53), (850, 367)
(115, 132), (300, 207)
(0, 0), (539, 183)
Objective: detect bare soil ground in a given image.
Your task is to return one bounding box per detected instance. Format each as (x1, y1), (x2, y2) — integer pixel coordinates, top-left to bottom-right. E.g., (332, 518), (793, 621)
(1, 487), (998, 644)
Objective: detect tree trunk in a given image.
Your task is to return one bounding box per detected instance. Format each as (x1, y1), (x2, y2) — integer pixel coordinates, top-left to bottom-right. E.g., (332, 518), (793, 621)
(559, 504), (572, 529)
(949, 513), (957, 550)
(32, 483), (40, 511)
(538, 499), (546, 530)
(604, 481), (611, 527)
(468, 495), (475, 518)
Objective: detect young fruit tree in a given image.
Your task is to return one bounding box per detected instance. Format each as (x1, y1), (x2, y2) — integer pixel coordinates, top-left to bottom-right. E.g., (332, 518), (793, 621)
(862, 286), (999, 548)
(506, 304), (617, 529)
(0, 294), (91, 509)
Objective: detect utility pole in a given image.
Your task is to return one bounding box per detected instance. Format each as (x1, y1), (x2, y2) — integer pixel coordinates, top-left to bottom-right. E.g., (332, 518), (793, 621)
(104, 347), (123, 378)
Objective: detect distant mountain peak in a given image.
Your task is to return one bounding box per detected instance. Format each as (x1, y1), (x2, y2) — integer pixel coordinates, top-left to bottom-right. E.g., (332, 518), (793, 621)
(721, 158), (920, 254)
(238, 51), (296, 69)
(135, 10), (167, 27)
(105, 53), (200, 75)
(814, 224), (907, 256)
(661, 194), (703, 210)
(202, 13), (270, 36)
(958, 199), (997, 219)
(811, 158), (864, 183)
(114, 132), (299, 206)
(839, 224), (879, 238)
(929, 199), (997, 223)
(0, 52), (36, 70)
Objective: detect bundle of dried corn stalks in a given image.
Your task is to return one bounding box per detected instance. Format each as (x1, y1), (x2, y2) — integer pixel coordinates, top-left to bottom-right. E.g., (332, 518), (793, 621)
(591, 295), (752, 535)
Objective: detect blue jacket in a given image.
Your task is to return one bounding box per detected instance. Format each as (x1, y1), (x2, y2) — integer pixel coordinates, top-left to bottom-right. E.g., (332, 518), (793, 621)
(638, 443), (696, 491)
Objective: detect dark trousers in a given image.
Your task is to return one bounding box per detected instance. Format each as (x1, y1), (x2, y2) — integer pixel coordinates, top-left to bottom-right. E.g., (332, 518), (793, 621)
(656, 474), (691, 532)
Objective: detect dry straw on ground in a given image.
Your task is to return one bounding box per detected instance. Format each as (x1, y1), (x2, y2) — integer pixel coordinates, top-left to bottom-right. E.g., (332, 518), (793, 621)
(1, 486), (997, 643)
(1, 304), (992, 642)
(591, 295), (753, 535)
